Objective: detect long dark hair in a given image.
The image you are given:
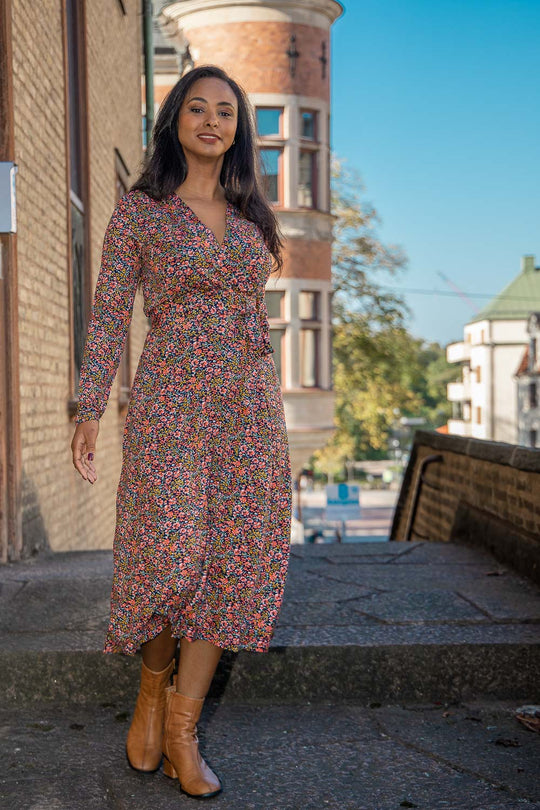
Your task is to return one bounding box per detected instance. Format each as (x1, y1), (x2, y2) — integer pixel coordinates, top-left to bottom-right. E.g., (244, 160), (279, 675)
(132, 65), (282, 273)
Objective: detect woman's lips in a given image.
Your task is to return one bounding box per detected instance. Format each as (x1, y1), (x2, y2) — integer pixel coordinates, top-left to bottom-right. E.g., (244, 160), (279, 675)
(198, 134), (220, 142)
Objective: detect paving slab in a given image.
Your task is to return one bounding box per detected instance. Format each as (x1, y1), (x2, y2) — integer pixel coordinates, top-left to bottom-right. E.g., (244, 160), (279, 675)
(0, 700), (538, 810)
(0, 542), (539, 706)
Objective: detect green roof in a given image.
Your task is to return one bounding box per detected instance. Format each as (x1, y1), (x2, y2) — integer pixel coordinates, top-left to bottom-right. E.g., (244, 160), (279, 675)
(470, 256), (540, 322)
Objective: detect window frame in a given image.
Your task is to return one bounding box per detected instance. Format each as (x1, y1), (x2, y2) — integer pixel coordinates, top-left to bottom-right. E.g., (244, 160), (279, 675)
(300, 109), (318, 142)
(299, 290), (321, 322)
(265, 289), (286, 321)
(299, 327), (320, 388)
(64, 0), (91, 414)
(256, 106), (284, 139)
(269, 327), (286, 386)
(298, 149), (318, 210)
(259, 146), (284, 207)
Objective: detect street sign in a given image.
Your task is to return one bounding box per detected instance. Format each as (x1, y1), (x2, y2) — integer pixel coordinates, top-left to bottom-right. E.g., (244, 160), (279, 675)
(325, 483), (361, 521)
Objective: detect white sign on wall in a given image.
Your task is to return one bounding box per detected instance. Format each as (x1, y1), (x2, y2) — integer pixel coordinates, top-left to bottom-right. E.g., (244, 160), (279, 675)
(325, 483), (361, 521)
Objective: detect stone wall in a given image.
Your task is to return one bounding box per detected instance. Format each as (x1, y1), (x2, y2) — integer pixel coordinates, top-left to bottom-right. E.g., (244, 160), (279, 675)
(11, 0), (144, 554)
(390, 431), (540, 583)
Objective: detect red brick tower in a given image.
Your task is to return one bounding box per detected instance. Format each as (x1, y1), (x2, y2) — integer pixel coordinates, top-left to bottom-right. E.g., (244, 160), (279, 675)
(158, 0), (343, 477)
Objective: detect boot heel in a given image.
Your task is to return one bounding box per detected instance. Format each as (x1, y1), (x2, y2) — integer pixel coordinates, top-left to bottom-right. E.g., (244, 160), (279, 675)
(163, 756), (178, 780)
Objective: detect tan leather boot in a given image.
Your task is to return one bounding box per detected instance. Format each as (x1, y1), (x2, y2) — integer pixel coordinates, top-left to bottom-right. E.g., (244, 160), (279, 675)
(126, 659), (175, 772)
(162, 687), (222, 798)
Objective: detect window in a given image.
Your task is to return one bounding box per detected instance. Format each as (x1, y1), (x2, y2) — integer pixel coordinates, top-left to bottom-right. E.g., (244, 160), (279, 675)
(530, 338), (537, 372)
(298, 150), (317, 208)
(142, 114), (147, 149)
(66, 0), (90, 400)
(452, 401), (464, 420)
(260, 148), (282, 205)
(257, 107), (282, 137)
(265, 290), (285, 320)
(300, 110), (317, 141)
(300, 329), (319, 387)
(475, 406), (482, 424)
(530, 429), (538, 448)
(256, 107), (285, 206)
(529, 381), (538, 409)
(475, 365), (482, 383)
(270, 329), (285, 384)
(299, 291), (320, 321)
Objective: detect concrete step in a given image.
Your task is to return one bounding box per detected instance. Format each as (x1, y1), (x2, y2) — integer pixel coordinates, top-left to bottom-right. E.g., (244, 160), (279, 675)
(1, 542), (539, 706)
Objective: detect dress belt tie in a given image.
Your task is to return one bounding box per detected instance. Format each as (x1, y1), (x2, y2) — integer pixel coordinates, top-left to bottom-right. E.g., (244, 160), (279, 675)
(148, 296), (274, 358)
(233, 302), (274, 358)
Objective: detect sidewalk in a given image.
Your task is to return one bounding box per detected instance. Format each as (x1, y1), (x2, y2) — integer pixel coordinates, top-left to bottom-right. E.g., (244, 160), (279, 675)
(1, 699), (538, 809)
(0, 540), (539, 808)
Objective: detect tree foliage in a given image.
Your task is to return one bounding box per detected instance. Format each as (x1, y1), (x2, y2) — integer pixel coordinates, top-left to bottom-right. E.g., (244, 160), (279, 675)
(312, 160), (457, 474)
(331, 157), (408, 324)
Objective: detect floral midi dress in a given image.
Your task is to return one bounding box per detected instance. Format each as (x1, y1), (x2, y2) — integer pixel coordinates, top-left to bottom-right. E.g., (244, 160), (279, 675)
(76, 189), (292, 655)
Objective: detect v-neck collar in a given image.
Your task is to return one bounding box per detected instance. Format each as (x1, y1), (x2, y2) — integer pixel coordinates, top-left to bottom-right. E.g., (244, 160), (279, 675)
(170, 193), (231, 250)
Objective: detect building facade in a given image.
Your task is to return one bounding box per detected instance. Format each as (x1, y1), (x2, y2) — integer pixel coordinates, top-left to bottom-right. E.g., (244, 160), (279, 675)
(1, 0), (145, 560)
(157, 0), (343, 477)
(446, 255), (540, 443)
(516, 312), (540, 448)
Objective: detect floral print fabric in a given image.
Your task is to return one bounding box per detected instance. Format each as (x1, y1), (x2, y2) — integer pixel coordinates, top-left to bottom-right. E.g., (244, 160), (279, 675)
(76, 190), (292, 654)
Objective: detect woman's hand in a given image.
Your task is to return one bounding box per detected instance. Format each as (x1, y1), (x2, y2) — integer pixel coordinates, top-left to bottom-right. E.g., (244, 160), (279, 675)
(71, 420), (99, 484)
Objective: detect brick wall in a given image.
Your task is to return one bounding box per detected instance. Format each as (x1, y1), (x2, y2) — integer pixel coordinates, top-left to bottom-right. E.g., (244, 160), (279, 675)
(184, 22), (330, 100)
(281, 238), (331, 280)
(11, 0), (144, 554)
(390, 431), (540, 583)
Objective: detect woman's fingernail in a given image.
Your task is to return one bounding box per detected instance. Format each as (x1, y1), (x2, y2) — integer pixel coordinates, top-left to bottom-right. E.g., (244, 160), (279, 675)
(88, 453), (94, 461)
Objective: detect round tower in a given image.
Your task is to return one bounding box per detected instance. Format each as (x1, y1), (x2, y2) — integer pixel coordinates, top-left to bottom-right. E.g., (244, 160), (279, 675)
(158, 0), (343, 477)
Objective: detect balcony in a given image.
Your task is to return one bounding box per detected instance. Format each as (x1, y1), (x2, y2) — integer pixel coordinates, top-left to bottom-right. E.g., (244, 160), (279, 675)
(447, 419), (471, 436)
(447, 381), (471, 402)
(447, 341), (471, 364)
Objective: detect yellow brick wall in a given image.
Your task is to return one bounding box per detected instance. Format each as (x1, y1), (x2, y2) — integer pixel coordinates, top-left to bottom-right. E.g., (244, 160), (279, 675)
(391, 434), (540, 543)
(12, 0), (145, 553)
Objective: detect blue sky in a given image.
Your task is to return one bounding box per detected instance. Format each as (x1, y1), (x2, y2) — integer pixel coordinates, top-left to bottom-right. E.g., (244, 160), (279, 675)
(331, 0), (540, 345)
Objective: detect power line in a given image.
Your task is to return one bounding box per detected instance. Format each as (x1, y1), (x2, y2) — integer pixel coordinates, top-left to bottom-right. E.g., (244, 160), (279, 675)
(378, 285), (540, 302)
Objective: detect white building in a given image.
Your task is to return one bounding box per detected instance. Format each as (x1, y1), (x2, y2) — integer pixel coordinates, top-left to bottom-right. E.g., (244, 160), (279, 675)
(447, 255), (540, 443)
(516, 313), (540, 448)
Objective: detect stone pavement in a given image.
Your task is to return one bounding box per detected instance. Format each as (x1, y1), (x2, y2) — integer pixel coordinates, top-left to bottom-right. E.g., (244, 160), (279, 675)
(1, 700), (539, 809)
(1, 541), (538, 705)
(0, 541), (539, 808)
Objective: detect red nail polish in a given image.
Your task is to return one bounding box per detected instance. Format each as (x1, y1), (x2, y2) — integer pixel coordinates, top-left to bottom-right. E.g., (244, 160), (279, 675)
(88, 453), (94, 461)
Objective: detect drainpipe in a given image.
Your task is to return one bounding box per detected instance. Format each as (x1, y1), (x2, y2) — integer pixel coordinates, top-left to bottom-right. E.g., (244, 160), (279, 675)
(142, 0), (154, 148)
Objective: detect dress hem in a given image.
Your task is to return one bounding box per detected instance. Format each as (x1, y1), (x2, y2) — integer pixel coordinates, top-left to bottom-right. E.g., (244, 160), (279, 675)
(103, 620), (274, 656)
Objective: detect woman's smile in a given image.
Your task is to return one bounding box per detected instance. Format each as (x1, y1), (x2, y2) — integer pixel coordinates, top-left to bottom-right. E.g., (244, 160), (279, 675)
(197, 133), (221, 143)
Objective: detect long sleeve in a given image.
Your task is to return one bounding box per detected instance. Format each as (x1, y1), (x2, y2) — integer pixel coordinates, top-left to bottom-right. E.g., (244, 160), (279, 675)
(75, 194), (142, 423)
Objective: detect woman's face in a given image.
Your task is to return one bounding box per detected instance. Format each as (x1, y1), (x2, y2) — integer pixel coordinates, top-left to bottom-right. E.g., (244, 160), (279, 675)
(177, 77), (238, 160)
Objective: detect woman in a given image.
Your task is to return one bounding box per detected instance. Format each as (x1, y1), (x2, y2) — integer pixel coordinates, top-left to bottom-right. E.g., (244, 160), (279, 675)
(71, 65), (292, 799)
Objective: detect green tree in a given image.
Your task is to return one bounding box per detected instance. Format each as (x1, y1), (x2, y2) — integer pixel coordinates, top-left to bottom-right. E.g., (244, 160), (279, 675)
(331, 157), (407, 324)
(312, 160), (456, 475)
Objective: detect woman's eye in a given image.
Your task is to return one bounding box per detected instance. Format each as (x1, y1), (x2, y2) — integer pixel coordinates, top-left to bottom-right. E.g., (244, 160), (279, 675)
(219, 111), (232, 117)
(189, 107), (204, 113)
